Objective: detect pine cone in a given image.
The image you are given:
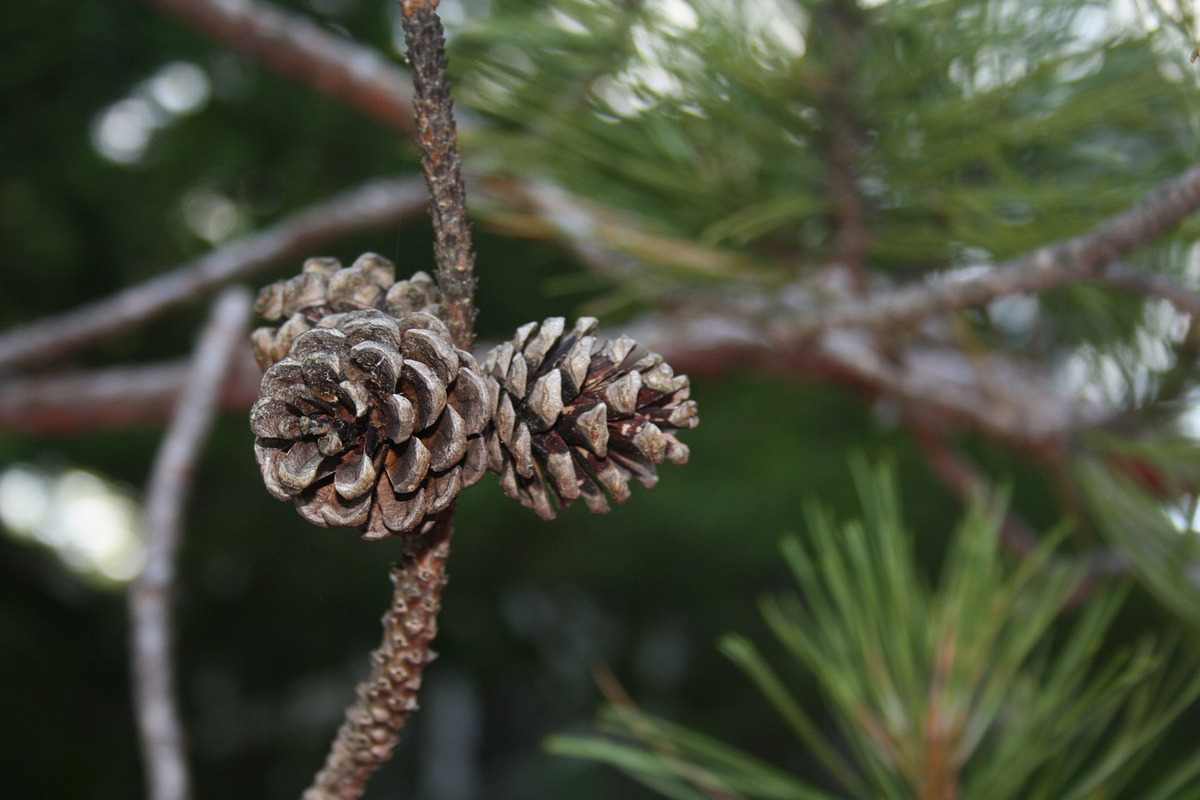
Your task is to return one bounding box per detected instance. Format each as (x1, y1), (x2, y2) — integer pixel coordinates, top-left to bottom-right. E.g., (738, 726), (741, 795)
(482, 317), (698, 519)
(250, 308), (493, 539)
(249, 253), (441, 371)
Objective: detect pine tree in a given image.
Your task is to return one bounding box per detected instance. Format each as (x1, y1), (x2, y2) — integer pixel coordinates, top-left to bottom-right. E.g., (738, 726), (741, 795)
(4, 0), (1200, 798)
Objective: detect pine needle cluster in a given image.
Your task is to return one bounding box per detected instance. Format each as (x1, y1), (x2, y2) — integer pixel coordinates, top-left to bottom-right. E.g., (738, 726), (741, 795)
(550, 463), (1200, 800)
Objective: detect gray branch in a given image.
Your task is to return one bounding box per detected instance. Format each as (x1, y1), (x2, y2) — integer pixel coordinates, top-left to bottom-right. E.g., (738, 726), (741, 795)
(1092, 261), (1200, 316)
(787, 162), (1200, 337)
(0, 177), (428, 372)
(129, 287), (254, 800)
(401, 0), (478, 349)
(625, 310), (1115, 448)
(0, 348), (261, 433)
(0, 307), (1116, 451)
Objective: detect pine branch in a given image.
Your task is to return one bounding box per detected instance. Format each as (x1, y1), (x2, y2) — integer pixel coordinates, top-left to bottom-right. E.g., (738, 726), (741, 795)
(1092, 261), (1200, 316)
(302, 5), (475, 798)
(147, 0), (417, 134)
(789, 162), (1200, 338)
(0, 309), (1114, 454)
(908, 419), (1132, 606)
(479, 178), (764, 281)
(0, 177), (428, 373)
(590, 666), (751, 800)
(129, 287), (253, 800)
(625, 310), (1115, 446)
(400, 0), (477, 349)
(487, 176), (1200, 325)
(560, 464), (1197, 800)
(0, 349), (261, 434)
(816, 0), (870, 289)
(302, 516), (452, 800)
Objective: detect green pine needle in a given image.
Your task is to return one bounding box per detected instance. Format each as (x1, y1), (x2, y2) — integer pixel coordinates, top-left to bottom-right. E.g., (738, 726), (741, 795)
(550, 460), (1200, 800)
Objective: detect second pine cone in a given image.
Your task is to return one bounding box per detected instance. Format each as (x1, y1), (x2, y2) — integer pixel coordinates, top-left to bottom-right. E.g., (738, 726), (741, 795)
(483, 317), (698, 520)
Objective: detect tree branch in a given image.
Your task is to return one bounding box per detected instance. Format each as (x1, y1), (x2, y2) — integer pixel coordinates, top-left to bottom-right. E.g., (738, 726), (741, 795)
(0, 349), (261, 434)
(0, 177), (428, 373)
(787, 162), (1200, 338)
(304, 6), (474, 799)
(625, 310), (1115, 448)
(129, 287), (254, 800)
(908, 418), (1132, 606)
(148, 0), (417, 134)
(400, 0), (477, 349)
(1091, 260), (1200, 316)
(302, 516), (453, 800)
(816, 0), (870, 290)
(0, 309), (1115, 449)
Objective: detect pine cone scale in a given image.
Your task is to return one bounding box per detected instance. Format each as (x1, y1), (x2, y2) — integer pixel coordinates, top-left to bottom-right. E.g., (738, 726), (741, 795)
(386, 438), (431, 494)
(334, 449), (378, 500)
(401, 360), (446, 432)
(526, 369), (564, 431)
(426, 406), (467, 472)
(402, 329), (458, 385)
(279, 441), (325, 491)
(563, 402), (609, 457)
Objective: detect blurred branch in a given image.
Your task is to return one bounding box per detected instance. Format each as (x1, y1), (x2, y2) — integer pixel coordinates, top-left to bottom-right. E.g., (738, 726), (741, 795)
(129, 287), (254, 800)
(0, 348), (261, 434)
(148, 0), (417, 134)
(479, 178), (765, 281)
(0, 177), (428, 373)
(303, 516), (453, 800)
(816, 0), (870, 290)
(0, 309), (1113, 449)
(909, 418), (1132, 606)
(1092, 260), (1200, 316)
(626, 310), (1114, 447)
(787, 162), (1200, 338)
(401, 0), (477, 349)
(908, 419), (1042, 559)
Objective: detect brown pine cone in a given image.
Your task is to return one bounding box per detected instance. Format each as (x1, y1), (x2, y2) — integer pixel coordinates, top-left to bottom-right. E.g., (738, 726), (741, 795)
(482, 317), (698, 519)
(249, 253), (441, 371)
(250, 308), (493, 539)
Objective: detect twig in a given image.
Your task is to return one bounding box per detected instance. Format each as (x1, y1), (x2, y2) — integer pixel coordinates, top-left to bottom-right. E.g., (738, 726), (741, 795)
(788, 162), (1200, 338)
(305, 5), (473, 799)
(480, 178), (765, 281)
(908, 419), (1131, 606)
(624, 310), (1115, 446)
(908, 421), (1043, 559)
(302, 515), (454, 800)
(0, 309), (1116, 448)
(0, 177), (428, 372)
(1092, 260), (1200, 316)
(148, 0), (417, 134)
(0, 349), (261, 434)
(129, 287), (254, 800)
(816, 0), (870, 289)
(400, 0), (477, 349)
